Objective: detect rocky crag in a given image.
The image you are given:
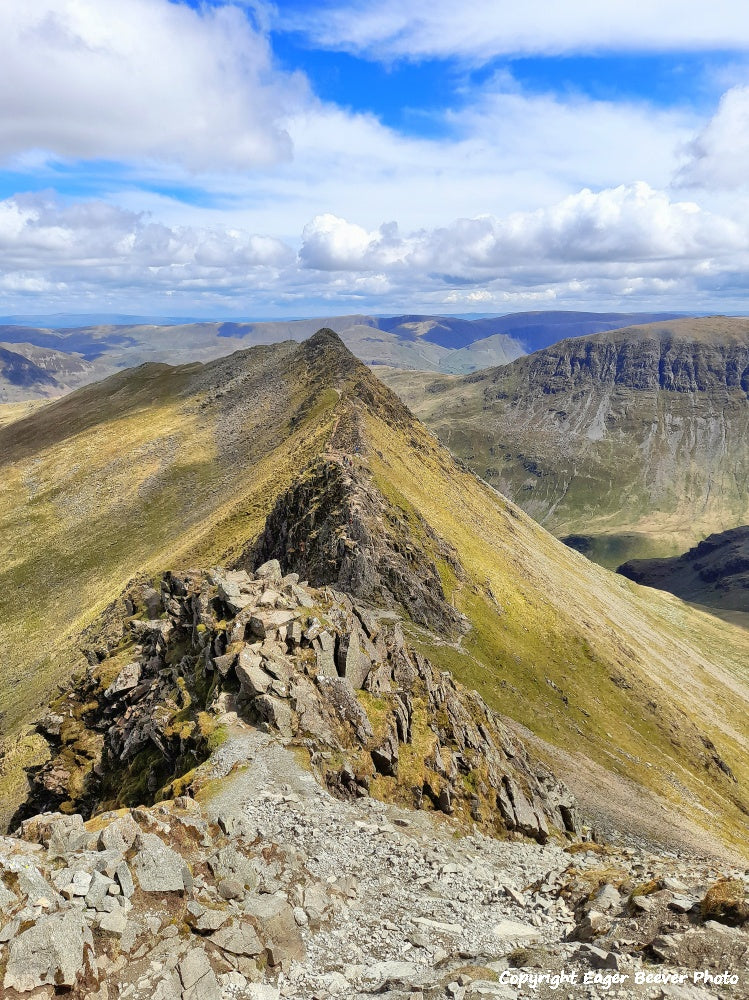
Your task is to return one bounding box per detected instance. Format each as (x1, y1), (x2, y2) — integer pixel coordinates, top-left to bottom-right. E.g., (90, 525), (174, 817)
(619, 526), (749, 618)
(378, 317), (749, 568)
(15, 560), (577, 845)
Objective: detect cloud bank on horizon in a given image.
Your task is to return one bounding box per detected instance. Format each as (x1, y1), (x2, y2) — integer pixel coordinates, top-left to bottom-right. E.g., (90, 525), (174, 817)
(2, 0), (749, 317)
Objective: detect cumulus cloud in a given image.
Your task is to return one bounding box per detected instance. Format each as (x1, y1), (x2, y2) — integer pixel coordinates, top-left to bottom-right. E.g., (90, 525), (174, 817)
(288, 0), (749, 62)
(677, 85), (749, 189)
(0, 0), (305, 170)
(299, 184), (745, 277)
(3, 184), (749, 314)
(0, 193), (293, 299)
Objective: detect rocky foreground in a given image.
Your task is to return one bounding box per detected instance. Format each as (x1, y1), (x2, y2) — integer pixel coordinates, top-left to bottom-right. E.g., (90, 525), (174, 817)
(1, 725), (748, 1000)
(1, 562), (747, 998)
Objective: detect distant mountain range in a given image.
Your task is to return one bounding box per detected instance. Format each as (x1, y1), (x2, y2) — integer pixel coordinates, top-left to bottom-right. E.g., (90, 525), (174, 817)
(378, 316), (749, 569)
(0, 310), (684, 402)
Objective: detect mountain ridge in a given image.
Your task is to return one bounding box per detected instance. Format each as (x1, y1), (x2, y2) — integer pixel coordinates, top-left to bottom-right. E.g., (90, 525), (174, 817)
(1, 329), (748, 858)
(377, 316), (749, 568)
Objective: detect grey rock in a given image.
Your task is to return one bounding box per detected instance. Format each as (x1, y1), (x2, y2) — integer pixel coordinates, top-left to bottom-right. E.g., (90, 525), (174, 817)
(210, 919), (263, 957)
(98, 908), (129, 936)
(254, 559), (283, 584)
(236, 649), (271, 697)
(244, 894), (306, 966)
(132, 832), (186, 892)
(179, 948), (221, 1000)
(254, 694), (294, 738)
(104, 661), (141, 699)
(4, 910), (93, 991)
(115, 861), (135, 898)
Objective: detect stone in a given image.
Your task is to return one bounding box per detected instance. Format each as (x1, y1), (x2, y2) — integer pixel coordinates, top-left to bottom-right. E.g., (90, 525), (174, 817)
(314, 631), (337, 677)
(579, 944), (619, 969)
(99, 813), (141, 853)
(210, 920), (263, 957)
(218, 879), (244, 901)
(336, 628), (372, 689)
(85, 871), (114, 909)
(98, 908), (129, 936)
(236, 649), (272, 697)
(249, 609), (297, 639)
(104, 661), (141, 699)
(207, 846), (257, 889)
(131, 832), (186, 892)
(254, 694), (294, 738)
(114, 861), (135, 898)
(213, 652), (236, 678)
(254, 559), (283, 584)
(244, 894), (306, 967)
(491, 919), (542, 940)
(4, 910), (92, 992)
(573, 909), (611, 941)
(668, 893), (697, 913)
(179, 949), (221, 1000)
(591, 883), (621, 913)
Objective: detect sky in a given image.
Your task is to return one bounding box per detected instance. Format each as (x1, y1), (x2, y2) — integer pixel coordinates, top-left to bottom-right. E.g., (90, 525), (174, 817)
(2, 1), (749, 318)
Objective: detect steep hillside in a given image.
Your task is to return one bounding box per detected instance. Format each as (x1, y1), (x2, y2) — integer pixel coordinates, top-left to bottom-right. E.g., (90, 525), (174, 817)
(378, 317), (749, 567)
(2, 331), (748, 857)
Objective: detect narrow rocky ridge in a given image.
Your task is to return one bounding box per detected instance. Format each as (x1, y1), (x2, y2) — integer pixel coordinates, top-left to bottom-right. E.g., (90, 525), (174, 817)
(14, 560), (577, 844)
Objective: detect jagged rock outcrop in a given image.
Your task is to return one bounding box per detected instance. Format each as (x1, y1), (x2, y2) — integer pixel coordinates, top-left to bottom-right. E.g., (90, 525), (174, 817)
(251, 457), (467, 636)
(16, 561), (578, 844)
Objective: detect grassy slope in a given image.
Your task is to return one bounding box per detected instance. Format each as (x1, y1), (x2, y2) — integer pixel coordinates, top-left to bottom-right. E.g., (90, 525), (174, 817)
(0, 342), (345, 739)
(2, 332), (748, 855)
(376, 318), (749, 568)
(352, 383), (749, 855)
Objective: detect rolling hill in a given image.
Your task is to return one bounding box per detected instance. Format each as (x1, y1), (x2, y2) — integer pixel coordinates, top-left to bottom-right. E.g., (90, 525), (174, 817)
(378, 316), (749, 568)
(1, 330), (748, 858)
(0, 310), (687, 403)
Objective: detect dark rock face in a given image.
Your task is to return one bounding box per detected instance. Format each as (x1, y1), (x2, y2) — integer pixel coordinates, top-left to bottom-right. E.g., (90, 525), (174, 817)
(251, 458), (468, 637)
(504, 334), (749, 396)
(618, 525), (749, 613)
(15, 564), (578, 844)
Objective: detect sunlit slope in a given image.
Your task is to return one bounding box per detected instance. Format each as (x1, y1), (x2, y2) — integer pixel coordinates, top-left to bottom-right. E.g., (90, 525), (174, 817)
(0, 338), (351, 738)
(1, 330), (748, 854)
(341, 365), (749, 854)
(377, 317), (749, 568)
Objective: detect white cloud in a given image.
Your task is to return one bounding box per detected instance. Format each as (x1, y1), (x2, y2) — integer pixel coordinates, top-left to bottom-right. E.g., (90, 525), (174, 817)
(0, 193), (293, 299)
(299, 184), (745, 278)
(0, 0), (305, 170)
(677, 85), (749, 189)
(289, 0), (749, 61)
(2, 184), (749, 315)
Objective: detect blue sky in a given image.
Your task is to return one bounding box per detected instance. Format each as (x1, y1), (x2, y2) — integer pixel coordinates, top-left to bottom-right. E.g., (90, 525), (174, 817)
(2, 0), (749, 317)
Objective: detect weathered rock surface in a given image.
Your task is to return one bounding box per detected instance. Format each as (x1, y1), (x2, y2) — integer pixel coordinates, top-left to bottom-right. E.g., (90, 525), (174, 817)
(16, 568), (578, 845)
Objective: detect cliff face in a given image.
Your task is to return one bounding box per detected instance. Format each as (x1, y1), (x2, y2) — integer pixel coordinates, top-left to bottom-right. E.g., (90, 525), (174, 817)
(386, 318), (749, 568)
(506, 334), (749, 394)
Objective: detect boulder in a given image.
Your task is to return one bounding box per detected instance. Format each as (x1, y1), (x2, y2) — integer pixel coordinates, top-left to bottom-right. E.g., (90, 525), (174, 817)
(244, 895), (305, 967)
(236, 649), (272, 697)
(131, 832), (186, 893)
(179, 949), (221, 1000)
(104, 661), (141, 700)
(4, 910), (93, 992)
